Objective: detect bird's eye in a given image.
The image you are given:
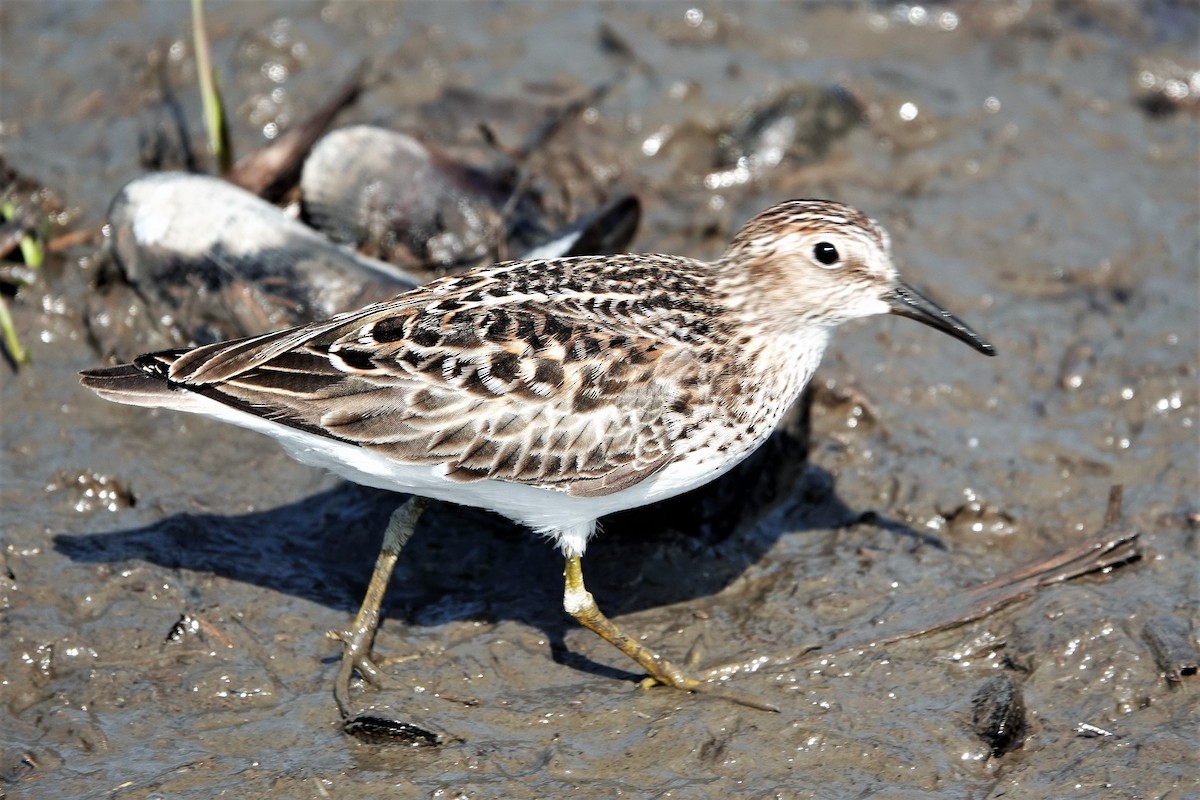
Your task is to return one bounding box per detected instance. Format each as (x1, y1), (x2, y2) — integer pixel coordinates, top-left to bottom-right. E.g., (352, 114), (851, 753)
(813, 242), (840, 266)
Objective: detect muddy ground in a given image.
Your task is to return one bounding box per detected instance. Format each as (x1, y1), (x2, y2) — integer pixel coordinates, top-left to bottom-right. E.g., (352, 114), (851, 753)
(1, 2), (1197, 798)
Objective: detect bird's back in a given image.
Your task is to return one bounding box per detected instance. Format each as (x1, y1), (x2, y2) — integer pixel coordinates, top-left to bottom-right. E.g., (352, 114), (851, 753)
(81, 253), (750, 500)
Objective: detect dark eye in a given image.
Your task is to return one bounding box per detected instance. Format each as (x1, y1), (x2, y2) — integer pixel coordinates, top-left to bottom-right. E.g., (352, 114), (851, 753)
(813, 242), (840, 266)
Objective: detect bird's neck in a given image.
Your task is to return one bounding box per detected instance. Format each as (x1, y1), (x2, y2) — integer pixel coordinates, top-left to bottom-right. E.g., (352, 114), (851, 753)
(751, 323), (830, 403)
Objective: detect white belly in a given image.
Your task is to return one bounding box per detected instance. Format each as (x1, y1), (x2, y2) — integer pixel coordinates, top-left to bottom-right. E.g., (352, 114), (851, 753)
(148, 325), (828, 556)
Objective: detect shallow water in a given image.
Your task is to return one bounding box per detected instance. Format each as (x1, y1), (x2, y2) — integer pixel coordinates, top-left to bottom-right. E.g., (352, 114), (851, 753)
(2, 2), (1197, 798)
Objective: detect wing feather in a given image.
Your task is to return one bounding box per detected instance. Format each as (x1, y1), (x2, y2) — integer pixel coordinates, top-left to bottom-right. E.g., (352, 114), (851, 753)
(91, 256), (726, 496)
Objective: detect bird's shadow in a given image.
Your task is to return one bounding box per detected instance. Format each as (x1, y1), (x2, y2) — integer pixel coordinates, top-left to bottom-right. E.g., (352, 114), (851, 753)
(54, 400), (942, 685)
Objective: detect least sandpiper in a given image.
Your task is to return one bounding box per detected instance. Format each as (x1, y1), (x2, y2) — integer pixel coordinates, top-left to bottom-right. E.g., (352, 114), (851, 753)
(81, 199), (995, 730)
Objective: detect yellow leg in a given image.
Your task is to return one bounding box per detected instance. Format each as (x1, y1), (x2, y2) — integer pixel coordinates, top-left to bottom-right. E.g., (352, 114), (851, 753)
(330, 496), (428, 719)
(563, 554), (779, 711)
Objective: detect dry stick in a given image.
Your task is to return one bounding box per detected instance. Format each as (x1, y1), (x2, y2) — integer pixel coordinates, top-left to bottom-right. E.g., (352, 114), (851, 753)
(47, 224), (105, 253)
(702, 485), (1141, 680)
(485, 76), (623, 258)
(223, 62), (368, 201)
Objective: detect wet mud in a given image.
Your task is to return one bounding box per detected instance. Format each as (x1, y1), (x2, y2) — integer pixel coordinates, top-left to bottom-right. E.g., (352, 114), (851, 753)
(2, 3), (1197, 798)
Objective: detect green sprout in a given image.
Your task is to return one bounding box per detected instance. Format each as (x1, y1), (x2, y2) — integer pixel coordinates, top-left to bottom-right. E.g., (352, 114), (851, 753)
(192, 0), (233, 172)
(0, 199), (43, 366)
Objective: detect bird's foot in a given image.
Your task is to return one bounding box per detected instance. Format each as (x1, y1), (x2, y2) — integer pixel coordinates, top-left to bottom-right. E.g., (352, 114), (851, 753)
(563, 553), (780, 712)
(634, 658), (780, 712)
(328, 625), (386, 704)
(327, 627), (442, 746)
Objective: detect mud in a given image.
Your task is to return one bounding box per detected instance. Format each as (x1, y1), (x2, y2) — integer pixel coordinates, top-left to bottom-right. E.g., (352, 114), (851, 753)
(2, 2), (1197, 798)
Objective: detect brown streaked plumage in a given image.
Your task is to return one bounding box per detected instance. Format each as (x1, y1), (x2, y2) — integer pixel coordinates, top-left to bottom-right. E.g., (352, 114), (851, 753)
(127, 253), (732, 498)
(81, 199), (995, 739)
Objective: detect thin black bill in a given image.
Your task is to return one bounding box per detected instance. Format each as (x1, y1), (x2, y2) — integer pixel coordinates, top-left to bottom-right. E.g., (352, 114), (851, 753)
(887, 281), (996, 356)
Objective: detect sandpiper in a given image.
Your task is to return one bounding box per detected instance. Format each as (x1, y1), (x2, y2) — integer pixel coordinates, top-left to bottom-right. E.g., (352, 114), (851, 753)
(81, 199), (994, 730)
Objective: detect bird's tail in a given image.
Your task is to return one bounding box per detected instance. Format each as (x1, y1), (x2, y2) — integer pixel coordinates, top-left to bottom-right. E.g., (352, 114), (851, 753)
(80, 364), (209, 411)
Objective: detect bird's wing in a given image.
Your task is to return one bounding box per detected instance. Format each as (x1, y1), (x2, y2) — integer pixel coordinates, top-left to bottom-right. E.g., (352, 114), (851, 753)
(86, 256), (724, 497)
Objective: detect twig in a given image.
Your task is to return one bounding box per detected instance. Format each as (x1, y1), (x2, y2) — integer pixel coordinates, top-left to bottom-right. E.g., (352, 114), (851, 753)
(718, 485), (1142, 677)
